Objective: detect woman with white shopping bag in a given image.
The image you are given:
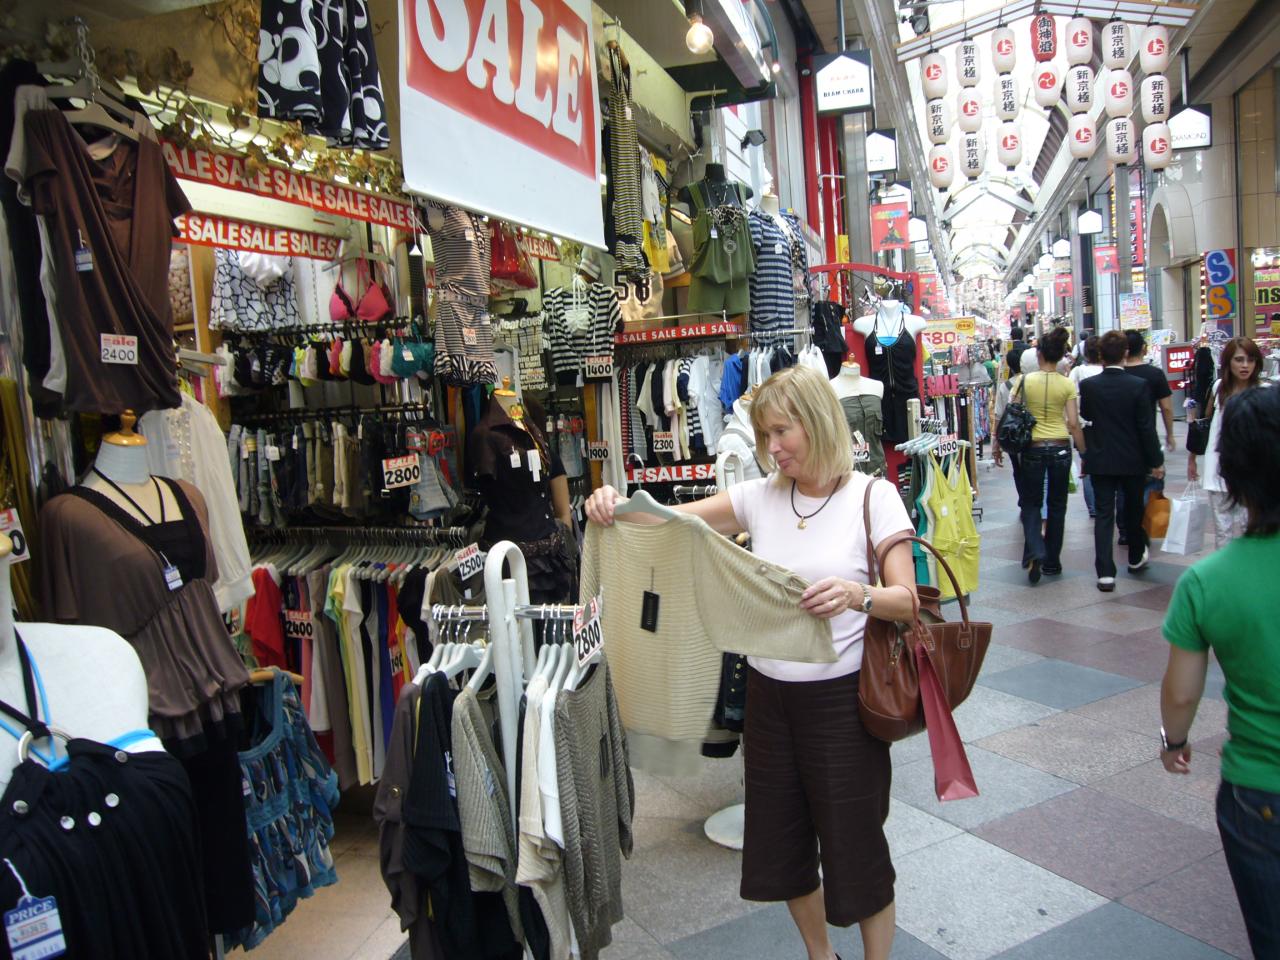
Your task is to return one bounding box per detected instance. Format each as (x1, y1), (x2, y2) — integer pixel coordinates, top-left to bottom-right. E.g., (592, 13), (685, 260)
(1187, 336), (1267, 548)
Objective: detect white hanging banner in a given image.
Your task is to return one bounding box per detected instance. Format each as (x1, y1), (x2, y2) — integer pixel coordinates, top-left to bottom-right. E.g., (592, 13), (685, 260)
(1065, 65), (1094, 114)
(959, 132), (985, 179)
(1103, 21), (1130, 70)
(1144, 122), (1173, 170)
(1066, 18), (1093, 66)
(997, 122), (1022, 168)
(957, 88), (983, 133)
(1140, 25), (1171, 74)
(1107, 116), (1135, 165)
(398, 0), (604, 248)
(956, 40), (980, 87)
(921, 52), (948, 100)
(995, 74), (1019, 121)
(1033, 62), (1062, 108)
(1105, 69), (1134, 118)
(928, 144), (955, 189)
(992, 27), (1016, 73)
(1068, 113), (1097, 160)
(926, 98), (953, 144)
(1141, 74), (1170, 123)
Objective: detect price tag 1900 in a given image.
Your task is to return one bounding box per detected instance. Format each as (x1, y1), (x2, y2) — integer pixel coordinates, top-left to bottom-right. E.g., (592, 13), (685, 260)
(454, 543), (484, 581)
(100, 333), (138, 365)
(652, 431), (675, 454)
(572, 594), (604, 668)
(0, 509), (28, 564)
(382, 454), (422, 490)
(938, 433), (959, 457)
(586, 441), (610, 461)
(584, 355), (614, 380)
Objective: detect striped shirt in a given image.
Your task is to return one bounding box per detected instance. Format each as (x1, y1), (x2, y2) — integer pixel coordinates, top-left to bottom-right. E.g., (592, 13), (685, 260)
(426, 201), (490, 297)
(747, 210), (800, 337)
(545, 284), (623, 384)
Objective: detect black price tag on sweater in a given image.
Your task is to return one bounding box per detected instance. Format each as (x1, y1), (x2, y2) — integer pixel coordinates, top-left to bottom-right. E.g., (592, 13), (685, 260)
(641, 568), (659, 632)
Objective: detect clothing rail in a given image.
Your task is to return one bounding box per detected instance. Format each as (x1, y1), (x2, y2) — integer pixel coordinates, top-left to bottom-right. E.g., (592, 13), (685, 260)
(248, 523), (474, 546)
(224, 317), (417, 338)
(233, 401), (431, 424)
(673, 484), (716, 500)
(430, 602), (587, 622)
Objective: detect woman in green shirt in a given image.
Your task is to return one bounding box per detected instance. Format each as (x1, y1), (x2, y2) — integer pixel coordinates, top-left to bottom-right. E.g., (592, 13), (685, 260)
(1161, 386), (1280, 958)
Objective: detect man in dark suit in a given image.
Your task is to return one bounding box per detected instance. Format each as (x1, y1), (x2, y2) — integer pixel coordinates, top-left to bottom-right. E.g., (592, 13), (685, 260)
(1079, 331), (1166, 591)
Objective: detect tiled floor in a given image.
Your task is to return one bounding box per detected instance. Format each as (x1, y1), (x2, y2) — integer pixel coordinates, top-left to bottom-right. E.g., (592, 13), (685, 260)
(237, 428), (1253, 959)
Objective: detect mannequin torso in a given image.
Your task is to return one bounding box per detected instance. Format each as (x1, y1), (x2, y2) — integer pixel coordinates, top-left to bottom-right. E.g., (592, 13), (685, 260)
(83, 430), (181, 522)
(853, 300), (927, 341)
(679, 163), (752, 209)
(830, 362), (884, 399)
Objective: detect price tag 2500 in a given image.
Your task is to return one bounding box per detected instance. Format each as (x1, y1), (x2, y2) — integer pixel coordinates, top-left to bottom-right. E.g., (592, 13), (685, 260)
(454, 543), (484, 581)
(382, 454), (422, 490)
(572, 594), (604, 668)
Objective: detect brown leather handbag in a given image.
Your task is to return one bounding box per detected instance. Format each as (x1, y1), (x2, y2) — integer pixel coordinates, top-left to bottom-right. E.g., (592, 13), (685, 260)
(858, 480), (992, 743)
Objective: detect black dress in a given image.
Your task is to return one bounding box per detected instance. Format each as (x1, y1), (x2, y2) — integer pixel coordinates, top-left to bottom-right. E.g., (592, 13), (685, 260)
(0, 636), (208, 958)
(863, 317), (919, 444)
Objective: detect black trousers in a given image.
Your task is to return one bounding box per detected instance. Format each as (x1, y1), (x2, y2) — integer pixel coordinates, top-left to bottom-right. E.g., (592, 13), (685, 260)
(1091, 473), (1147, 577)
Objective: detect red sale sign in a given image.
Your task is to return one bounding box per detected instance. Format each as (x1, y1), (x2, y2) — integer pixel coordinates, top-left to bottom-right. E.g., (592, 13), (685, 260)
(400, 0), (603, 247)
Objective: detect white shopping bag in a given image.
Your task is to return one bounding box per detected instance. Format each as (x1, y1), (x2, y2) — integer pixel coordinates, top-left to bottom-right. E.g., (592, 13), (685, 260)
(1163, 481), (1209, 555)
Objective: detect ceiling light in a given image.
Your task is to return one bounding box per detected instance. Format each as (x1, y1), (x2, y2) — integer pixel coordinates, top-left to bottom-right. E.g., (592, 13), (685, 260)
(771, 61), (782, 74)
(686, 13), (714, 55)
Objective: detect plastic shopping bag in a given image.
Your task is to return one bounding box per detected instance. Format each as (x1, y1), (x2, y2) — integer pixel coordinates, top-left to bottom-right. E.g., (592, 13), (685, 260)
(1162, 481), (1209, 556)
(1068, 461), (1079, 494)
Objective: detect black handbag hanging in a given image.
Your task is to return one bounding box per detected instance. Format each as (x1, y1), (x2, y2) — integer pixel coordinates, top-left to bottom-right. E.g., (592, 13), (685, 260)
(997, 375), (1037, 453)
(1187, 389), (1214, 455)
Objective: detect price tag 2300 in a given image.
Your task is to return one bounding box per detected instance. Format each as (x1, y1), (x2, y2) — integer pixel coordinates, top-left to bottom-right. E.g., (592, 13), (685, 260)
(573, 594), (604, 668)
(382, 454), (422, 490)
(652, 431), (675, 454)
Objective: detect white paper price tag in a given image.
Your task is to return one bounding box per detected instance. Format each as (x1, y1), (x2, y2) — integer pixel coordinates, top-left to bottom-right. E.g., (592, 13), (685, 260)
(587, 441), (610, 461)
(852, 443), (871, 463)
(462, 326), (478, 346)
(572, 594), (604, 668)
(0, 509), (28, 564)
(5, 894), (66, 960)
(100, 334), (138, 365)
(583, 355), (613, 379)
(454, 543), (484, 581)
(652, 431), (675, 454)
(938, 433), (959, 457)
(381, 454), (422, 490)
(284, 609), (314, 640)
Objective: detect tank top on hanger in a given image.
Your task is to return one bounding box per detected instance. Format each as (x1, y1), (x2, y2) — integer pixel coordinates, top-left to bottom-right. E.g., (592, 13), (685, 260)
(863, 306), (918, 444)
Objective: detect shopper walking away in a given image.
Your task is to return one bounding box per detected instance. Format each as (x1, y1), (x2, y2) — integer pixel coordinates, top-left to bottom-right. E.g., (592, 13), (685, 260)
(1013, 328), (1084, 583)
(1079, 331), (1165, 591)
(586, 365), (918, 960)
(1124, 329), (1176, 452)
(1070, 336), (1104, 518)
(1160, 386), (1280, 958)
(1188, 336), (1267, 548)
(992, 346), (1029, 508)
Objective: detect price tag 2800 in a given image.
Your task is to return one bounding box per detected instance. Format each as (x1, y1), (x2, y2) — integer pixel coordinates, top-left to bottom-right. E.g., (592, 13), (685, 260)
(382, 454), (422, 490)
(100, 333), (138, 365)
(572, 594), (604, 668)
(454, 543), (484, 581)
(938, 434), (959, 457)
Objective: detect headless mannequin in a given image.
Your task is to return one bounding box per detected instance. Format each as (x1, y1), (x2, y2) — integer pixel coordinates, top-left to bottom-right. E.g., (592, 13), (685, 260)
(491, 381), (572, 526)
(759, 192), (794, 240)
(830, 360), (884, 399)
(82, 413), (180, 523)
(852, 299), (927, 342)
(678, 162), (753, 209)
(0, 533), (161, 792)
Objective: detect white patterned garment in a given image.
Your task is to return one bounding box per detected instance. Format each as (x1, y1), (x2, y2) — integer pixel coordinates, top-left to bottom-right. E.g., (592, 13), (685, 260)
(210, 249), (300, 331)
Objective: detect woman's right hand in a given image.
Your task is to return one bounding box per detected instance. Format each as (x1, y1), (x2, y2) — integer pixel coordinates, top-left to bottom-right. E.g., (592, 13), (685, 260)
(585, 485), (626, 526)
(1187, 455), (1198, 483)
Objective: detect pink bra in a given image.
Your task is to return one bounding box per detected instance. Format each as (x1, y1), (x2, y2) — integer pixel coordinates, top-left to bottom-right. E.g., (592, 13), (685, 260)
(329, 258), (392, 323)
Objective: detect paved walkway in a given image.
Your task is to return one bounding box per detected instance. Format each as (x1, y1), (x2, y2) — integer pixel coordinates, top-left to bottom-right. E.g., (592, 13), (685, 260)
(244, 428), (1251, 960)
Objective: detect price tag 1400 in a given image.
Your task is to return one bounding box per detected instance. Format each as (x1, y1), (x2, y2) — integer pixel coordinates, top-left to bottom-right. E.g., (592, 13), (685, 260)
(382, 454), (422, 490)
(100, 333), (138, 365)
(573, 594), (604, 668)
(0, 509), (28, 564)
(454, 543), (484, 581)
(652, 431), (675, 454)
(584, 355), (614, 380)
(938, 434), (959, 457)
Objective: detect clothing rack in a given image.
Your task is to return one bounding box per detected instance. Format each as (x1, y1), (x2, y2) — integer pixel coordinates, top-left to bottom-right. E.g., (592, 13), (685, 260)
(248, 523), (474, 547)
(673, 484), (716, 500)
(234, 401), (431, 424)
(225, 318), (417, 338)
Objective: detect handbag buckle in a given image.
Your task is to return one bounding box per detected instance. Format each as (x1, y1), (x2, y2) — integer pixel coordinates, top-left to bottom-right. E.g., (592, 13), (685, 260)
(958, 627), (972, 650)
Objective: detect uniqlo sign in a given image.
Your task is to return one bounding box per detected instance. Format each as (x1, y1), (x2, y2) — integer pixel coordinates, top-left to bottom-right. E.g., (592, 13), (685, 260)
(400, 0), (604, 247)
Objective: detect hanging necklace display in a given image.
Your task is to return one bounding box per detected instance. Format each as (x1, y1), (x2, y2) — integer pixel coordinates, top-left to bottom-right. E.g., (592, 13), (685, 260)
(789, 478), (839, 530)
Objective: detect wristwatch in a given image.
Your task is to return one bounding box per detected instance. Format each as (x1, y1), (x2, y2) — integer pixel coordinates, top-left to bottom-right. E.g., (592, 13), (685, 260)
(858, 584), (874, 614)
(1160, 727), (1187, 752)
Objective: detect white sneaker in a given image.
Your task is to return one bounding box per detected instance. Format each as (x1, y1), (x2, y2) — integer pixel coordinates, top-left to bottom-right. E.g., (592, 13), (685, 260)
(1128, 548), (1150, 572)
(1097, 577), (1116, 592)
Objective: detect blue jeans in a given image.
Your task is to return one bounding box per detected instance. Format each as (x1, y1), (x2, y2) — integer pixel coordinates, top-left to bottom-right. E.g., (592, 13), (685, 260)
(1217, 780), (1280, 958)
(1082, 474), (1096, 516)
(1019, 445), (1071, 569)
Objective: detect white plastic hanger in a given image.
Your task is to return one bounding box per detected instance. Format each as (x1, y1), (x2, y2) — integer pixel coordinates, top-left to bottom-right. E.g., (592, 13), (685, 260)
(613, 489), (679, 520)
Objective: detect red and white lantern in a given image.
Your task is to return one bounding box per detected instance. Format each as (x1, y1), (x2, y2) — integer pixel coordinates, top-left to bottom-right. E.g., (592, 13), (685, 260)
(922, 52), (947, 100)
(927, 144), (954, 189)
(1144, 122), (1172, 170)
(1105, 69), (1134, 118)
(1066, 17), (1093, 65)
(926, 98), (953, 144)
(959, 132), (985, 179)
(992, 27), (1016, 73)
(1103, 21), (1130, 69)
(995, 74), (1019, 121)
(1106, 117), (1135, 165)
(1031, 14), (1057, 62)
(1033, 62), (1062, 108)
(997, 122), (1023, 168)
(1140, 25), (1170, 74)
(1068, 113), (1097, 160)
(957, 88), (983, 133)
(1065, 65), (1094, 114)
(1141, 74), (1169, 123)
(956, 40), (980, 87)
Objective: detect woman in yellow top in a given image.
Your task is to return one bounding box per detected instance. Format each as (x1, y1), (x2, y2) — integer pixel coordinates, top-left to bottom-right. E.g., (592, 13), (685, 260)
(1017, 327), (1087, 583)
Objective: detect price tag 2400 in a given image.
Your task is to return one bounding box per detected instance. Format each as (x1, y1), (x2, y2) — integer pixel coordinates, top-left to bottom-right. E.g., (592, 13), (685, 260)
(454, 543), (484, 581)
(100, 333), (138, 365)
(382, 454), (421, 490)
(572, 594), (605, 668)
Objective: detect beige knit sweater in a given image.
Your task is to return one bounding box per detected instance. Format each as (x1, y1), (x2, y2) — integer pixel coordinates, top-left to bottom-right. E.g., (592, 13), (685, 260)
(580, 512), (836, 774)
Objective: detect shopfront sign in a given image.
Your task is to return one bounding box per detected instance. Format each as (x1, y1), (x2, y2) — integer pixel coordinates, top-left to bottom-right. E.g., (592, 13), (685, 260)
(1094, 244), (1119, 275)
(814, 51), (873, 115)
(1162, 341), (1194, 385)
(1254, 265), (1280, 330)
(870, 202), (909, 252)
(176, 212), (342, 260)
(1120, 291), (1152, 330)
(866, 130), (898, 174)
(1054, 274), (1073, 297)
(162, 142), (418, 231)
(400, 0), (603, 247)
(921, 317), (977, 352)
(1169, 104), (1213, 151)
(1204, 249), (1238, 323)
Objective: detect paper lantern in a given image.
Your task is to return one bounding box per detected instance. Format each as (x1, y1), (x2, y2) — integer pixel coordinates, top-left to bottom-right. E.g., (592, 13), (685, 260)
(1103, 21), (1130, 69)
(997, 122), (1023, 168)
(1144, 122), (1172, 170)
(956, 40), (980, 87)
(992, 27), (1016, 73)
(922, 52), (947, 100)
(1105, 69), (1134, 118)
(1141, 73), (1169, 123)
(927, 144), (954, 189)
(957, 88), (983, 133)
(1140, 25), (1170, 74)
(1033, 62), (1062, 108)
(925, 98), (953, 144)
(995, 74), (1019, 120)
(1031, 13), (1057, 62)
(1066, 17), (1093, 65)
(1068, 113), (1097, 159)
(1106, 117), (1135, 165)
(1065, 65), (1094, 114)
(959, 132), (985, 179)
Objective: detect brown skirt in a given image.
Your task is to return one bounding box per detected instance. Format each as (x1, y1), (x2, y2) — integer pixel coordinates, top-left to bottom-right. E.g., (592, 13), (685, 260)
(740, 668), (894, 927)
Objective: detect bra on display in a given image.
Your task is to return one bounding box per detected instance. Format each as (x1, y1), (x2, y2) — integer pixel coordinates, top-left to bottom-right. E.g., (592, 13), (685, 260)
(329, 259), (393, 324)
